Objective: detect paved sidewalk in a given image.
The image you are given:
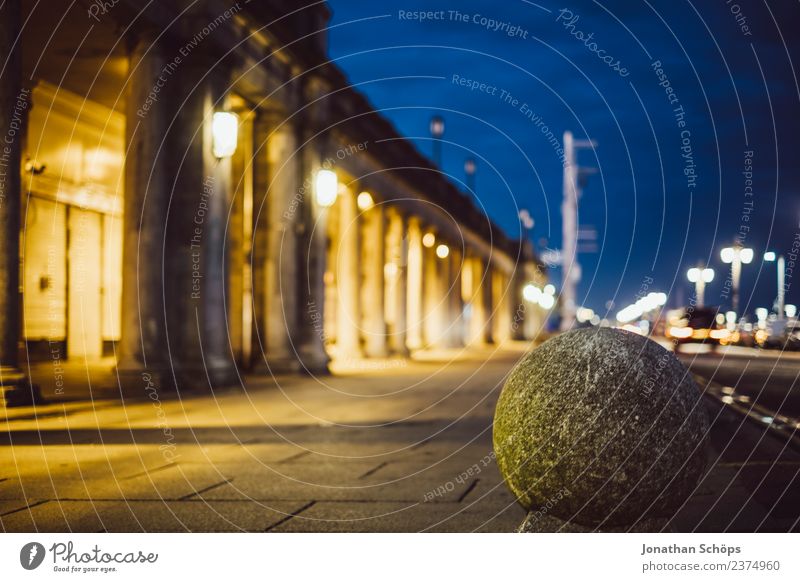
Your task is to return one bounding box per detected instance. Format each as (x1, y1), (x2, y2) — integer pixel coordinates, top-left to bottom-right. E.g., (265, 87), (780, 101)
(1, 345), (528, 533)
(1, 343), (798, 532)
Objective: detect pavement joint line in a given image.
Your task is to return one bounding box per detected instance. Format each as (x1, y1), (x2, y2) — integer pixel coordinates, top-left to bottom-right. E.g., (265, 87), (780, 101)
(0, 499), (48, 517)
(178, 479), (233, 501)
(264, 501), (316, 532)
(457, 478), (480, 503)
(410, 437), (432, 450)
(122, 462), (179, 480)
(358, 462), (389, 479)
(277, 450), (311, 463)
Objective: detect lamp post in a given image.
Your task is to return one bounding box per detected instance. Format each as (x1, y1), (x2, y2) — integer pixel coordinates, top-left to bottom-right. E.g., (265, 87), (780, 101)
(464, 157), (476, 194)
(560, 130), (597, 331)
(686, 266), (714, 308)
(763, 251), (786, 317)
(518, 209), (534, 241)
(720, 244), (753, 316)
(430, 115), (445, 167)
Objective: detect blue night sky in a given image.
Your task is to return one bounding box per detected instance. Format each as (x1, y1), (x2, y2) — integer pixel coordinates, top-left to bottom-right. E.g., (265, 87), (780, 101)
(324, 0), (800, 319)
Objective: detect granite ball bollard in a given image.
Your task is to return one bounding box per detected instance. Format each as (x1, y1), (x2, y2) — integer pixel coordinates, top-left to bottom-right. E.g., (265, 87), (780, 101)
(493, 328), (709, 532)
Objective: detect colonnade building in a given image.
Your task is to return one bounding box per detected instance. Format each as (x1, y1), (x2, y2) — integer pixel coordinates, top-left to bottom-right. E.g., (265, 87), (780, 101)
(0, 0), (547, 404)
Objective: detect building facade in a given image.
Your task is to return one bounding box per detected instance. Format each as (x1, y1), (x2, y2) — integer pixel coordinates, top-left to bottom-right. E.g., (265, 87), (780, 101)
(0, 0), (547, 405)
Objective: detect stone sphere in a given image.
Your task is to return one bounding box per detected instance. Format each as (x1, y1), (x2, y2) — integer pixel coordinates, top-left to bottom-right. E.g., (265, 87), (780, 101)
(493, 328), (709, 528)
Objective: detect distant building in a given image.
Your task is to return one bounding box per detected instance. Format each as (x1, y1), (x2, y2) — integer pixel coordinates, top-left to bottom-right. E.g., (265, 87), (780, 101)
(0, 0), (546, 404)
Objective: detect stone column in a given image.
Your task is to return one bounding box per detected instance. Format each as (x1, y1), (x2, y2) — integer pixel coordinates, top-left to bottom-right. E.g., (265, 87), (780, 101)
(465, 255), (487, 345)
(252, 110), (301, 373)
(386, 208), (409, 356)
(116, 29), (172, 394)
(405, 217), (424, 351)
(423, 237), (448, 349)
(446, 248), (464, 348)
(510, 264), (527, 341)
(0, 0), (34, 406)
(335, 187), (362, 359)
(483, 262), (495, 344)
(165, 50), (236, 389)
(522, 261), (539, 341)
(492, 270), (511, 343)
(295, 77), (331, 374)
(361, 203), (387, 358)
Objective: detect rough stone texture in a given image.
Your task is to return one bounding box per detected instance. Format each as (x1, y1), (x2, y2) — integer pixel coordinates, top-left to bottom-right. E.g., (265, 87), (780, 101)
(493, 328), (709, 529)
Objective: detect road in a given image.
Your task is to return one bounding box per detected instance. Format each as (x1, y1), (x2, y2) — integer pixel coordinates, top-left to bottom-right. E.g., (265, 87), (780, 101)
(674, 344), (800, 418)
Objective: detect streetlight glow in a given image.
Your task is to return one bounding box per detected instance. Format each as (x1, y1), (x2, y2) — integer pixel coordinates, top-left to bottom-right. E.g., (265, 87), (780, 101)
(721, 247), (735, 263)
(543, 284), (556, 296)
(720, 245), (753, 316)
(764, 251), (776, 262)
(436, 244), (450, 259)
(314, 169), (338, 208)
(464, 158), (476, 175)
(786, 304), (797, 318)
(539, 293), (555, 309)
(687, 266), (713, 307)
(430, 116), (445, 138)
(422, 232), (436, 248)
(522, 284), (541, 303)
(211, 112), (239, 158)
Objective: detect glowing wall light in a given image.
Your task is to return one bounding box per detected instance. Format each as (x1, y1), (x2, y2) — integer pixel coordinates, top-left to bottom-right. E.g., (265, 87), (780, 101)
(357, 191), (374, 210)
(436, 244), (450, 259)
(422, 232), (436, 248)
(212, 112), (239, 158)
(314, 169), (338, 208)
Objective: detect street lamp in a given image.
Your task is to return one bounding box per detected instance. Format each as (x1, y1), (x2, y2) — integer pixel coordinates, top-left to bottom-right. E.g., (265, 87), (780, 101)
(314, 169), (338, 208)
(764, 251), (786, 318)
(436, 243), (450, 259)
(430, 115), (445, 167)
(720, 244), (753, 316)
(464, 158), (476, 193)
(518, 209), (534, 231)
(539, 293), (555, 309)
(686, 266), (714, 308)
(522, 283), (541, 303)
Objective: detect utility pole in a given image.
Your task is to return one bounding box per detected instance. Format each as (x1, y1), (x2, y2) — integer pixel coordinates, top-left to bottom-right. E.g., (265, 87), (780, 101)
(560, 131), (596, 331)
(778, 254), (786, 317)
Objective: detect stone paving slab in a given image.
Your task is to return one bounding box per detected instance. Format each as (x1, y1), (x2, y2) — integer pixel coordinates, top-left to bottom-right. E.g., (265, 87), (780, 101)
(269, 500), (526, 533)
(0, 462), (231, 501)
(1, 499), (304, 532)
